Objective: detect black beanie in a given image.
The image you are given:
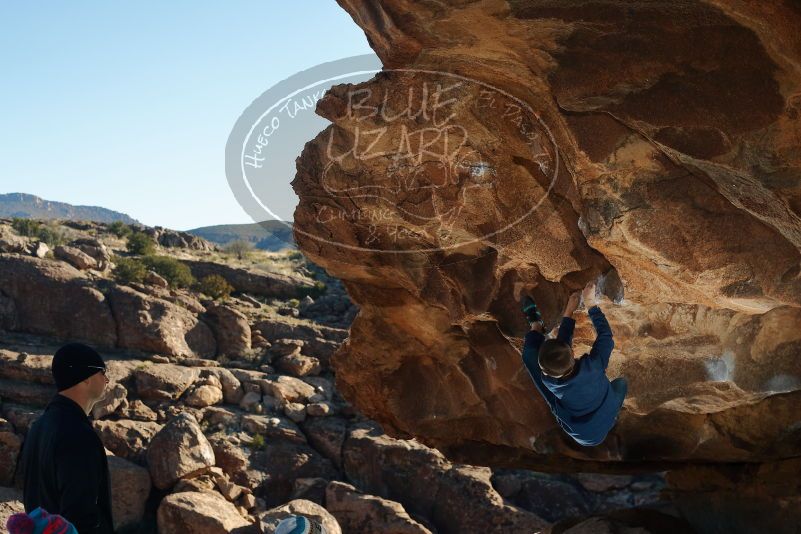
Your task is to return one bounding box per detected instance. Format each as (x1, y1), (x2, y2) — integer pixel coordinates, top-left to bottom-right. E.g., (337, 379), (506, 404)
(52, 342), (106, 391)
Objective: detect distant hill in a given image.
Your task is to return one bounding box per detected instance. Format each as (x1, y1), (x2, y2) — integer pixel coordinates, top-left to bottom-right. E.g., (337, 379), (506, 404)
(0, 192), (139, 224)
(186, 220), (296, 251)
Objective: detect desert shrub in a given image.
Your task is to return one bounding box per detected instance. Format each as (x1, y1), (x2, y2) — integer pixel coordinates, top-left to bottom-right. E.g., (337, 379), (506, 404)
(296, 280), (326, 299)
(126, 231), (157, 255)
(196, 274), (233, 300)
(224, 239), (253, 260)
(141, 255), (195, 289)
(249, 434), (266, 450)
(286, 250), (304, 261)
(113, 256), (147, 285)
(241, 346), (267, 363)
(11, 218), (66, 246)
(35, 223), (67, 247)
(108, 220), (132, 238)
(11, 217), (40, 236)
(287, 298), (300, 308)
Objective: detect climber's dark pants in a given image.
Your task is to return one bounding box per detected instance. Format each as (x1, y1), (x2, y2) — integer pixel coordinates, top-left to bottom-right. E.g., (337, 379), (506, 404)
(611, 376), (628, 401)
(610, 377), (628, 421)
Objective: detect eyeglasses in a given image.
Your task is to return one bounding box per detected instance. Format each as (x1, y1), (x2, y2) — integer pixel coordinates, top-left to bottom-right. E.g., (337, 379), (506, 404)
(68, 365), (107, 375)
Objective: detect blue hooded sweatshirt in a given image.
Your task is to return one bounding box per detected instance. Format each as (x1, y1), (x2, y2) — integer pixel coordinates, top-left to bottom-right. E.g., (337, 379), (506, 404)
(521, 305), (624, 446)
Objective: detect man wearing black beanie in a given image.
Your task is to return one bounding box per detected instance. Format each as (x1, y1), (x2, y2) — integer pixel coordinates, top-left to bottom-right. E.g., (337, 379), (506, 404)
(17, 342), (115, 534)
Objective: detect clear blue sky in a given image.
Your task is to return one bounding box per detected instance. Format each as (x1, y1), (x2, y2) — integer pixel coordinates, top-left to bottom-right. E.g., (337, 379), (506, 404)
(0, 1), (375, 230)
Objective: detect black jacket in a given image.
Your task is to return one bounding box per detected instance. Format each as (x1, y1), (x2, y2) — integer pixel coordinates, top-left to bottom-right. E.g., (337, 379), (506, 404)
(19, 394), (115, 533)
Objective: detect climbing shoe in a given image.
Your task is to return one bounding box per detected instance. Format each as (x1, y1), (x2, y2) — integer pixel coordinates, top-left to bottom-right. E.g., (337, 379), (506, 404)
(521, 295), (544, 327)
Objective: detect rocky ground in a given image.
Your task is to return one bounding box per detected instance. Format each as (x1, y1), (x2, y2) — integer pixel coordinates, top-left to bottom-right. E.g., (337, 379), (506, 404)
(0, 218), (685, 533)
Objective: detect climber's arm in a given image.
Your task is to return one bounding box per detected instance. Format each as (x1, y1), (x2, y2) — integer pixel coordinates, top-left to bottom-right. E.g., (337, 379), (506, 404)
(522, 328), (559, 411)
(556, 316), (576, 346)
(557, 291), (579, 346)
(587, 305), (615, 369)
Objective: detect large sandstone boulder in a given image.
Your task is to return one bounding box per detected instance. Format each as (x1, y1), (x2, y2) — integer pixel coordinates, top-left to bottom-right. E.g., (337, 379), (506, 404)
(0, 227), (28, 253)
(0, 379), (54, 407)
(0, 350), (53, 385)
(108, 285), (216, 358)
(208, 436), (252, 487)
(0, 421), (21, 486)
(1, 404), (41, 436)
(157, 491), (255, 534)
(203, 406), (240, 429)
(491, 470), (664, 524)
(288, 0), (801, 477)
(268, 338), (304, 358)
(201, 368), (244, 405)
(0, 487), (24, 529)
(274, 353), (321, 377)
(326, 481), (431, 534)
(134, 363), (199, 401)
(0, 254), (116, 347)
(54, 244), (98, 270)
(242, 414), (307, 445)
(0, 291), (17, 331)
(144, 270), (169, 288)
(300, 416), (347, 468)
(27, 241), (49, 259)
(254, 319), (346, 364)
(203, 302), (251, 357)
(70, 237), (112, 270)
(181, 259), (313, 299)
(249, 441), (339, 506)
(185, 384), (224, 408)
(94, 419), (162, 462)
(146, 412), (215, 490)
(260, 376), (316, 403)
(108, 455), (151, 530)
(342, 423), (547, 533)
(146, 226), (217, 251)
(260, 499), (341, 534)
(92, 382), (128, 419)
(118, 399), (158, 422)
(665, 458), (801, 534)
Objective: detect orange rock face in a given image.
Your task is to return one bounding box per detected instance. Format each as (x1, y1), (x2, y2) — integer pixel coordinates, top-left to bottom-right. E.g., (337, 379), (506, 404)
(291, 0), (801, 469)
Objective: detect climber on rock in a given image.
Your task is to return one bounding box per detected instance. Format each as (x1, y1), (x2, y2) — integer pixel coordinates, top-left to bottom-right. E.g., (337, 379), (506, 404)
(520, 281), (627, 447)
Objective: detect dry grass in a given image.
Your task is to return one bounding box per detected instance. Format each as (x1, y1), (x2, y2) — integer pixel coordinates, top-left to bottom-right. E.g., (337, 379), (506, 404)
(184, 248), (305, 277)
